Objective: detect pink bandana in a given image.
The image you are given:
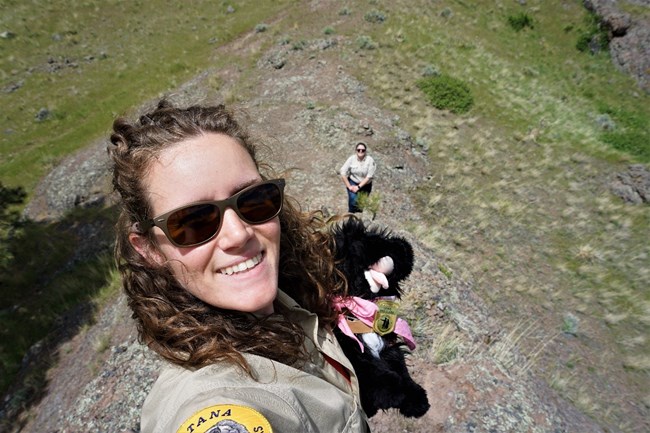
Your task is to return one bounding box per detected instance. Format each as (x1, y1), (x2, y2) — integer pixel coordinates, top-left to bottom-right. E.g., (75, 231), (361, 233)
(333, 296), (416, 352)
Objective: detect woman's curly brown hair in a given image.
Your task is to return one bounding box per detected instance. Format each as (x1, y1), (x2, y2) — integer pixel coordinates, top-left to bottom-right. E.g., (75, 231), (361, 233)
(109, 100), (347, 375)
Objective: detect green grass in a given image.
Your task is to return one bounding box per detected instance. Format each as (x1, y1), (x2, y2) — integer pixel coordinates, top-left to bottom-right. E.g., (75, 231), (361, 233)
(0, 0), (294, 193)
(349, 0), (648, 161)
(598, 105), (650, 160)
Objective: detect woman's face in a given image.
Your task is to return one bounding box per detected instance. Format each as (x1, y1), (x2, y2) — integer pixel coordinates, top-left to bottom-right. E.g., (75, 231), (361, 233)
(356, 145), (366, 159)
(138, 133), (281, 315)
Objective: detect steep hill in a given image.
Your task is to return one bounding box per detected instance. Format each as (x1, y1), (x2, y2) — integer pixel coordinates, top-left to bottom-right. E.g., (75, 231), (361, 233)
(1, 1), (648, 432)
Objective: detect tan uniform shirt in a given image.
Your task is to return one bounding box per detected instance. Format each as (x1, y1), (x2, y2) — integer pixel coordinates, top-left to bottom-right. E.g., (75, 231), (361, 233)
(141, 291), (369, 433)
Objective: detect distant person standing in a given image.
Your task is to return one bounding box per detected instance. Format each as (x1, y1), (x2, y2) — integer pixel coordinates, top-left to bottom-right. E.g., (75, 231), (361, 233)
(340, 141), (376, 213)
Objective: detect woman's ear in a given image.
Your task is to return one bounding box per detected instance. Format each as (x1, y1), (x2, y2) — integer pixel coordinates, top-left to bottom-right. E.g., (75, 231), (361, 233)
(129, 232), (165, 266)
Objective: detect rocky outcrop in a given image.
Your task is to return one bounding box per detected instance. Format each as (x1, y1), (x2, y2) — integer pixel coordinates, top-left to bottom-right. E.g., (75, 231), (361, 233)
(22, 137), (111, 222)
(584, 0), (650, 92)
(610, 164), (650, 203)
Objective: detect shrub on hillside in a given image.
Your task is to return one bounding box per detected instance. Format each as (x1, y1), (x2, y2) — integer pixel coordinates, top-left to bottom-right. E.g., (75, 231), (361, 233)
(440, 8), (453, 19)
(292, 40), (307, 51)
(507, 12), (534, 31)
(357, 35), (377, 50)
(364, 10), (386, 23)
(576, 12), (608, 54)
(417, 74), (474, 114)
(421, 64), (440, 77)
(254, 23), (268, 33)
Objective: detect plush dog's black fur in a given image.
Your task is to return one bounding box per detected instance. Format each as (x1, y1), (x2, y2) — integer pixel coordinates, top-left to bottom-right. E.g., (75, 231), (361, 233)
(332, 218), (430, 418)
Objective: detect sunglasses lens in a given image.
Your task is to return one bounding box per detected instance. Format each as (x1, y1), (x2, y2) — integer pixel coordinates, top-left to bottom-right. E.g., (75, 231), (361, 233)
(167, 203), (221, 246)
(237, 182), (283, 223)
(160, 181), (283, 247)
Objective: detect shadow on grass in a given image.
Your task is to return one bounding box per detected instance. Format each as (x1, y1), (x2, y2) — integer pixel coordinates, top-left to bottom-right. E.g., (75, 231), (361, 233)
(0, 204), (119, 430)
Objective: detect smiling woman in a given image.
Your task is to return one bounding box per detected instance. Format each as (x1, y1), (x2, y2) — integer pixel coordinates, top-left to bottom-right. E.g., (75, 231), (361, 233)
(109, 100), (370, 433)
(130, 133), (283, 316)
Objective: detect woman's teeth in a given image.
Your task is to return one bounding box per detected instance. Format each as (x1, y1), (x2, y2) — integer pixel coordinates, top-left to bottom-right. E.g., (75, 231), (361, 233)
(220, 253), (262, 275)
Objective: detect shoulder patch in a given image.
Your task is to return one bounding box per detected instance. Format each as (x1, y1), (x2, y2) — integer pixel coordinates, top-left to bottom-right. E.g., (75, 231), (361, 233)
(176, 404), (273, 433)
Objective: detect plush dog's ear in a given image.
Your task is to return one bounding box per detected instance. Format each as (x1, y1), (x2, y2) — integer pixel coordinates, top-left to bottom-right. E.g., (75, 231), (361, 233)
(357, 224), (414, 284)
(332, 218), (414, 295)
(331, 218), (368, 297)
(333, 218), (370, 262)
(375, 234), (413, 283)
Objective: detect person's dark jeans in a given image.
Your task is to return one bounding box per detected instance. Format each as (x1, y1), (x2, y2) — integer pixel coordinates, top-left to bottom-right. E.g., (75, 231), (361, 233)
(347, 178), (372, 213)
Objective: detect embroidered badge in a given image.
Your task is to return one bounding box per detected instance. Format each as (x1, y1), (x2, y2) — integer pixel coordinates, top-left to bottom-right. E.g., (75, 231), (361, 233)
(373, 298), (399, 336)
(176, 404), (273, 433)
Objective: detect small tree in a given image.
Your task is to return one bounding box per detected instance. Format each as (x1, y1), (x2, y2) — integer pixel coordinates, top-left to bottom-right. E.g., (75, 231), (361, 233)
(357, 192), (381, 220)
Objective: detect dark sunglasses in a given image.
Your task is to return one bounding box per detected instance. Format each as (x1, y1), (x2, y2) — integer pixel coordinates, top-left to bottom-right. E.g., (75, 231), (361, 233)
(356, 148), (366, 153)
(136, 179), (285, 247)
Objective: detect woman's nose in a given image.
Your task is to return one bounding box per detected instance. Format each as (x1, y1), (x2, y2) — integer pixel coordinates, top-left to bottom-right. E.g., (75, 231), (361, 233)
(216, 207), (253, 250)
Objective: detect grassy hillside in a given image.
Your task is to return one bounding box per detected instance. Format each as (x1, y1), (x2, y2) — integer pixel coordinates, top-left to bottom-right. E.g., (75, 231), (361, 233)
(0, 0), (293, 396)
(327, 0), (649, 428)
(0, 0), (294, 192)
(1, 0), (648, 431)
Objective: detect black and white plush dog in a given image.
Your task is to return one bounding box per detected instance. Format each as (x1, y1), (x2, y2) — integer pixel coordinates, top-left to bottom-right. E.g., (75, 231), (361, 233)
(331, 217), (430, 418)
